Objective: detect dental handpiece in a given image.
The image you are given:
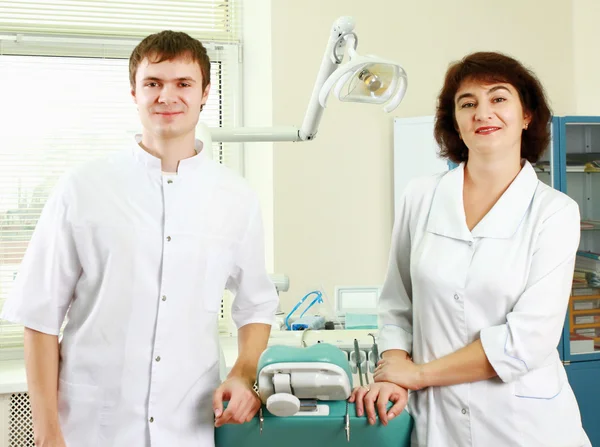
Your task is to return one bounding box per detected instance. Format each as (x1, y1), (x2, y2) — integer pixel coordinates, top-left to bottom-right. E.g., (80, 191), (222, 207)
(369, 332), (379, 365)
(353, 338), (364, 387)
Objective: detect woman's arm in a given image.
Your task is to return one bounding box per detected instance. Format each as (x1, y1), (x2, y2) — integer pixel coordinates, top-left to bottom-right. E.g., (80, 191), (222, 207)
(378, 183), (416, 356)
(374, 339), (496, 390)
(376, 200), (580, 389)
(420, 339), (497, 387)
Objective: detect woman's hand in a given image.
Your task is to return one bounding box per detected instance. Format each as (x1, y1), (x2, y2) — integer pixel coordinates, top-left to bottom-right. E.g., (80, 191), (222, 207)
(374, 355), (425, 391)
(348, 382), (408, 426)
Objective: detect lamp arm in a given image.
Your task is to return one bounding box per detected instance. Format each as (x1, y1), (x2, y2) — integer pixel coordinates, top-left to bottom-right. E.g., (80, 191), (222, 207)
(208, 126), (300, 143)
(298, 16), (355, 141)
(208, 16), (355, 144)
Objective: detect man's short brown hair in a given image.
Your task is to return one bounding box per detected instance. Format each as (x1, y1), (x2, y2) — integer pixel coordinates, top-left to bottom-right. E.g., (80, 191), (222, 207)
(129, 30), (211, 90)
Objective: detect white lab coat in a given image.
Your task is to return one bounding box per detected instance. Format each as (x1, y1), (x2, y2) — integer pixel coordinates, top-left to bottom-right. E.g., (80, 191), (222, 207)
(1, 136), (279, 447)
(378, 161), (591, 447)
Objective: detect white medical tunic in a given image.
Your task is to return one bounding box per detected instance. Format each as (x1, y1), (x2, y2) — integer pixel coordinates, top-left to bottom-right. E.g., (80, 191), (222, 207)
(1, 136), (278, 447)
(378, 161), (591, 447)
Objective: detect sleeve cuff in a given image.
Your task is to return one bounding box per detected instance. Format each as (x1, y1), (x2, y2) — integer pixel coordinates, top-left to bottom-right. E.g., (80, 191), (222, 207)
(480, 324), (528, 383)
(378, 324), (413, 355)
(0, 311), (61, 337)
(234, 317), (276, 330)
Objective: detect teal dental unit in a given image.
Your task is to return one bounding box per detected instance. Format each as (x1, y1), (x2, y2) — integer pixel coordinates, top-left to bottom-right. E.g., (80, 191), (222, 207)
(215, 343), (413, 446)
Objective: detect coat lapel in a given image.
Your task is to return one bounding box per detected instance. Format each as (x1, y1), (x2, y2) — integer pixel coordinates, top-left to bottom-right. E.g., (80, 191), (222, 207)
(426, 163), (472, 242)
(426, 161), (539, 241)
(471, 161), (539, 239)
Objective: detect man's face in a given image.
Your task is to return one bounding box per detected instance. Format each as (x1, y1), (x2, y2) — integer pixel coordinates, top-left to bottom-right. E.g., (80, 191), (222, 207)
(132, 56), (210, 142)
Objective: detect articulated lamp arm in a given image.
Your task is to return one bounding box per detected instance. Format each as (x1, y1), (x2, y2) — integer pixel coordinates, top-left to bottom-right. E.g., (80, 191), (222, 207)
(208, 16), (406, 144)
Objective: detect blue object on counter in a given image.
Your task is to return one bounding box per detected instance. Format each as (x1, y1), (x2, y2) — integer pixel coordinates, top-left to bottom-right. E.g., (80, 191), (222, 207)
(344, 313), (378, 329)
(284, 290), (323, 330)
(291, 315), (326, 331)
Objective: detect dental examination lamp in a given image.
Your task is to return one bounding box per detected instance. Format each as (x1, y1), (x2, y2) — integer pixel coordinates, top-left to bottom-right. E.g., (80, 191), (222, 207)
(209, 16), (407, 143)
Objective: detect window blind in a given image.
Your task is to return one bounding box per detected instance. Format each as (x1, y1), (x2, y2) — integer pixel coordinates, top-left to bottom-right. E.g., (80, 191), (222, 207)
(0, 0), (240, 43)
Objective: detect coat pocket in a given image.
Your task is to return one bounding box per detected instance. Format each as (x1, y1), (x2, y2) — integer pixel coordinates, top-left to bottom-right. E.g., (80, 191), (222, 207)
(202, 243), (234, 313)
(514, 361), (564, 399)
(58, 379), (101, 446)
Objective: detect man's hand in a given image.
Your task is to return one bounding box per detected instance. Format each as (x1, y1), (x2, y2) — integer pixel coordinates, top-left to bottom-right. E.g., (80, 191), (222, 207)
(213, 376), (261, 427)
(213, 323), (270, 427)
(35, 431), (67, 447)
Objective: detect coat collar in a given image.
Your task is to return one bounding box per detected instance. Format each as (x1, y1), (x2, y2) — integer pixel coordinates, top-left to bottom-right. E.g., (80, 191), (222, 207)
(130, 134), (208, 176)
(426, 160), (539, 241)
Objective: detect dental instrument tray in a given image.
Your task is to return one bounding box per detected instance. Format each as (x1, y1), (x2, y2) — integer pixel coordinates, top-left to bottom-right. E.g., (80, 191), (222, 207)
(215, 343), (413, 446)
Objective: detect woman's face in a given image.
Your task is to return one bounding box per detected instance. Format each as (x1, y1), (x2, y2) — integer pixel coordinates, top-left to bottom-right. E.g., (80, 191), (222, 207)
(454, 79), (531, 161)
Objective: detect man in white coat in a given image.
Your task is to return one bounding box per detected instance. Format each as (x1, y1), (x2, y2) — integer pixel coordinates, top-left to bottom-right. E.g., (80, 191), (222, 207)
(0, 30), (278, 447)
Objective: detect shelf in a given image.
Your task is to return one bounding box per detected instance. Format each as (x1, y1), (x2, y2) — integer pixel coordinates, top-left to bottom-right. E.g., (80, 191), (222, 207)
(573, 322), (600, 329)
(565, 155), (600, 172)
(571, 294), (600, 301)
(580, 221), (600, 231)
(536, 167), (599, 173)
(573, 309), (600, 316)
(567, 168), (600, 173)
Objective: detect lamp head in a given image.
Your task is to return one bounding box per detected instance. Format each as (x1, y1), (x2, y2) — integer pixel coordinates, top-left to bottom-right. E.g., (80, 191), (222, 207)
(318, 33), (408, 113)
(333, 59), (407, 109)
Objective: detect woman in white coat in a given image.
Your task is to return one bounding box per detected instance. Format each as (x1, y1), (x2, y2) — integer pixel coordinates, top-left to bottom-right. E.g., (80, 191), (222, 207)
(350, 52), (591, 446)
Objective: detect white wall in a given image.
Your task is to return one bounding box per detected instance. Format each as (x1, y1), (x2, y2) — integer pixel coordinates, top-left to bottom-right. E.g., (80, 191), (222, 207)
(572, 0), (600, 115)
(266, 0), (575, 312)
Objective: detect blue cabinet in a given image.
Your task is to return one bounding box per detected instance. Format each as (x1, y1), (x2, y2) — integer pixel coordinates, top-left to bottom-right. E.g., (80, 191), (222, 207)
(545, 116), (600, 446)
(551, 116), (600, 362)
(565, 361), (600, 445)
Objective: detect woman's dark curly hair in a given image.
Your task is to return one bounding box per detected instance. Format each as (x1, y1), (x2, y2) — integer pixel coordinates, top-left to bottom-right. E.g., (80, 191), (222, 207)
(434, 51), (552, 164)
